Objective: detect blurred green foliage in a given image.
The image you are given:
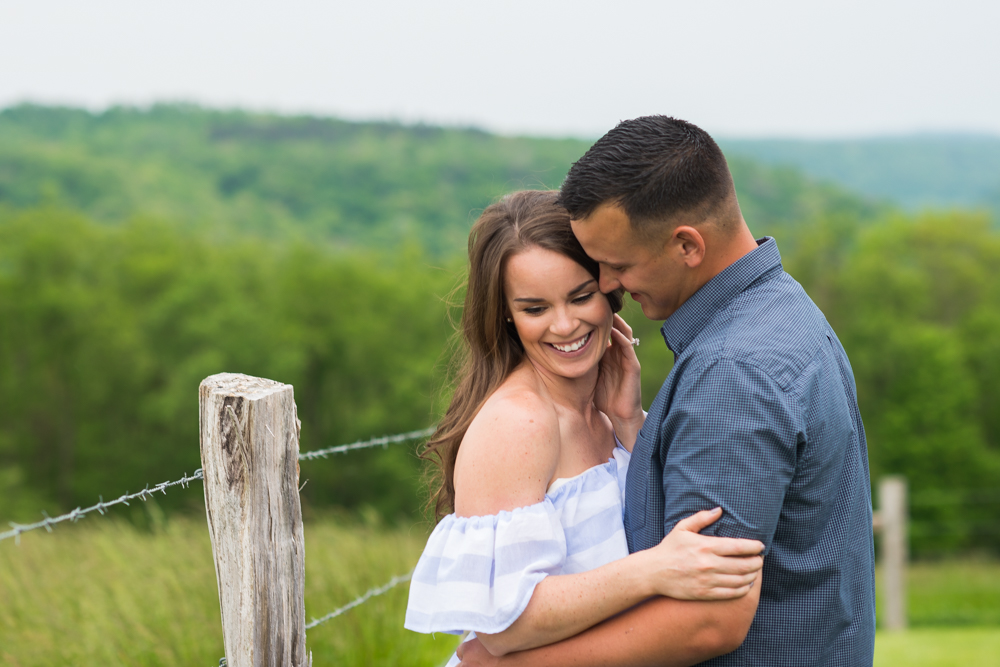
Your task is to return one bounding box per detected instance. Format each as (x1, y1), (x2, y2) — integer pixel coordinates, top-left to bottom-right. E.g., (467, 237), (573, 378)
(0, 104), (882, 255)
(0, 104), (997, 556)
(0, 206), (458, 521)
(785, 211), (1000, 555)
(721, 135), (1000, 213)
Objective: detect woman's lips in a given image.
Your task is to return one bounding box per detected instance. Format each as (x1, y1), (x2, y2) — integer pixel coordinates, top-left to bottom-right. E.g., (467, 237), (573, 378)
(545, 331), (593, 356)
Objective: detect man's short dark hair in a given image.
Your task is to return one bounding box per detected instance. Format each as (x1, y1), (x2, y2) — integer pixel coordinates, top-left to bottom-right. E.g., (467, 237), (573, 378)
(560, 116), (735, 237)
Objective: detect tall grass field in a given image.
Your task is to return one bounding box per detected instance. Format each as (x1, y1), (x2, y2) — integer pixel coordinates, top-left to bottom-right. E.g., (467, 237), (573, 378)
(2, 510), (999, 666)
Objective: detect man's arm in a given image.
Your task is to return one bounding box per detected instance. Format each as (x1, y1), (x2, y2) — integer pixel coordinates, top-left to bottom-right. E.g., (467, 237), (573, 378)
(458, 575), (761, 667)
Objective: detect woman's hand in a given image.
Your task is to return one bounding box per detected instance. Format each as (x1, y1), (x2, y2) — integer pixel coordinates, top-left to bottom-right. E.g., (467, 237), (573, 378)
(638, 508), (764, 601)
(594, 313), (644, 450)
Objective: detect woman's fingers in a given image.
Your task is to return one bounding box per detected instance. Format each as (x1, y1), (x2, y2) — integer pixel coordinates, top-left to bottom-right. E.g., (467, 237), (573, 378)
(673, 507), (723, 533)
(700, 571), (759, 590)
(709, 554), (764, 576)
(612, 313), (633, 339)
(709, 536), (765, 557)
(609, 326), (636, 351)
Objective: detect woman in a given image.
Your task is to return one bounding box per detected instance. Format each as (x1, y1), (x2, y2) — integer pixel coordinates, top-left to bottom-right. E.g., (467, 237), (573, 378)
(405, 191), (762, 665)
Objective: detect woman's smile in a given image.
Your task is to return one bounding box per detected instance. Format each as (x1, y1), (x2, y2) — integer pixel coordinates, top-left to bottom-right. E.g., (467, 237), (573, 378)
(547, 331), (593, 355)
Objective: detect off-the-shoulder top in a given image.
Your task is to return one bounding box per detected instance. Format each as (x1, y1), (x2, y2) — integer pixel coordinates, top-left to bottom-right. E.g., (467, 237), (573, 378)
(404, 445), (631, 640)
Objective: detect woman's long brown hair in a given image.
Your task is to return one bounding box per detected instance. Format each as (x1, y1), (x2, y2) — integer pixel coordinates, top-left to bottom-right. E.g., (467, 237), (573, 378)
(422, 190), (623, 521)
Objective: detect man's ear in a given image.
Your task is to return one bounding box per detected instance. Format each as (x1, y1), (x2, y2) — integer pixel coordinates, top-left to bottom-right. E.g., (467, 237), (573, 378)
(672, 226), (707, 267)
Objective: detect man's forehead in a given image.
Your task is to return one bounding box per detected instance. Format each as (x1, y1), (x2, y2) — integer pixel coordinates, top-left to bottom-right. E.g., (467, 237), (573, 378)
(571, 203), (635, 257)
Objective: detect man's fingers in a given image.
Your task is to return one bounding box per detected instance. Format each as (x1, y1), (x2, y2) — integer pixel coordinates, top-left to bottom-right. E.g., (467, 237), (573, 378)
(673, 507), (723, 533)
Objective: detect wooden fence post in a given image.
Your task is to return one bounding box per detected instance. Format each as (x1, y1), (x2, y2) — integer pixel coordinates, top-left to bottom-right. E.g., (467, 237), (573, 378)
(200, 373), (309, 667)
(878, 476), (908, 631)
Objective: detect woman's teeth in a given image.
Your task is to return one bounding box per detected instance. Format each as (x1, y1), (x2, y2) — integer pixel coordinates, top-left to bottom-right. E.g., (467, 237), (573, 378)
(552, 332), (591, 353)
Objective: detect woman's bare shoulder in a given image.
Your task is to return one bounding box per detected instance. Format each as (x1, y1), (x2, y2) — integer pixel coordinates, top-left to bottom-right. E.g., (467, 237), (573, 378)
(454, 374), (560, 517)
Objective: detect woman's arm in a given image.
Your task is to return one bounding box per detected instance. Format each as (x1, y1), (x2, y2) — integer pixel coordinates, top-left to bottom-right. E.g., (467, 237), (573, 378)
(476, 509), (762, 656)
(460, 572), (763, 667)
(455, 390), (762, 658)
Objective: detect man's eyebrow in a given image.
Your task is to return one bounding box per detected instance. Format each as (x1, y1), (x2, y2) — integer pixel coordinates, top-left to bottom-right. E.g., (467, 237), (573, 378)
(513, 279), (596, 303)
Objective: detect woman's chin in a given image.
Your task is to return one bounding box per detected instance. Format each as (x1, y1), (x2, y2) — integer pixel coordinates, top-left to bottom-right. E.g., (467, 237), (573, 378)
(527, 350), (601, 381)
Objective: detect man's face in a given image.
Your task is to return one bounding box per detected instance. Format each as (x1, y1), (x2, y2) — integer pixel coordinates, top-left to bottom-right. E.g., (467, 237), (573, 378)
(571, 202), (686, 321)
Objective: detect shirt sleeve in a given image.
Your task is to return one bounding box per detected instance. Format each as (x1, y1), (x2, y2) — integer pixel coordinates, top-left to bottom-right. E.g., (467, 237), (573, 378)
(404, 500), (568, 635)
(659, 357), (802, 552)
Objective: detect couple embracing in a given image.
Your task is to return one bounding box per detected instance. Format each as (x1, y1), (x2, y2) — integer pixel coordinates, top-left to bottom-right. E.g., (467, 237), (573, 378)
(404, 116), (876, 666)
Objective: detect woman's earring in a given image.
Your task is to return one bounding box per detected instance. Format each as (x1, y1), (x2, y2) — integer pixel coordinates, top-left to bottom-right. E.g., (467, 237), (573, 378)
(506, 317), (513, 323)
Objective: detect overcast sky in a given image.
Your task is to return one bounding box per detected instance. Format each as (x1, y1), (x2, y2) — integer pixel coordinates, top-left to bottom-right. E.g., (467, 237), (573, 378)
(1, 0), (997, 139)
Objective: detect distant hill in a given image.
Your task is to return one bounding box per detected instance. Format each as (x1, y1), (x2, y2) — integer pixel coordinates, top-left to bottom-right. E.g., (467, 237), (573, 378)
(720, 135), (1000, 213)
(0, 104), (881, 254)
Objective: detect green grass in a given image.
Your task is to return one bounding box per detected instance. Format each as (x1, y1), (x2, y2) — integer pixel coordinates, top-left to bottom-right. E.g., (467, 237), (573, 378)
(875, 627), (1000, 666)
(0, 513), (457, 666)
(3, 512), (1000, 666)
(876, 559), (1000, 627)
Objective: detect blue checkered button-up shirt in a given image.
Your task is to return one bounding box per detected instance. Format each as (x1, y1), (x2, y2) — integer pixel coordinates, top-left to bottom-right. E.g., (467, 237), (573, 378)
(624, 238), (876, 666)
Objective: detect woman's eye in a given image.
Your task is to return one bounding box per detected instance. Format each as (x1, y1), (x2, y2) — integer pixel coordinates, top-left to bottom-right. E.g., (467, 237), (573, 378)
(573, 292), (595, 304)
(523, 307), (545, 315)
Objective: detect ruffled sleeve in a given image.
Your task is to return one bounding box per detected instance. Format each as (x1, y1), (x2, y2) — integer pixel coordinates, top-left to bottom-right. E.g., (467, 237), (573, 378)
(404, 500), (567, 635)
(612, 444), (631, 505)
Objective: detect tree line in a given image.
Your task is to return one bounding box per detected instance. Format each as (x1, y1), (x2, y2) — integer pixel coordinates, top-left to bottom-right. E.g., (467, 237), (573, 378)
(1, 204), (998, 556)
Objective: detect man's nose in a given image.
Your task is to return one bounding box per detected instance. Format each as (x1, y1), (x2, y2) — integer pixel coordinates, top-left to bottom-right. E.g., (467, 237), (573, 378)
(600, 269), (621, 293)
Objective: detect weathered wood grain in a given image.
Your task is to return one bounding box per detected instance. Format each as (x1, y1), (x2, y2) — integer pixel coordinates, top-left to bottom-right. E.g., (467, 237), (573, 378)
(200, 373), (308, 667)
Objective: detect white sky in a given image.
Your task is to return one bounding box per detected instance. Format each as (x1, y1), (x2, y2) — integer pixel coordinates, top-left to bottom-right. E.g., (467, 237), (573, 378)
(1, 0), (998, 139)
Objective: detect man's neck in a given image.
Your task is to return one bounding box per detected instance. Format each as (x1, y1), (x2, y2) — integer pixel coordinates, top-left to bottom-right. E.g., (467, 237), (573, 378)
(694, 224), (759, 292)
(669, 224), (759, 317)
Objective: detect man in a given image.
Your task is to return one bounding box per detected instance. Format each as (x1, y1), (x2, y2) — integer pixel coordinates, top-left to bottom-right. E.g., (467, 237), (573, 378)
(459, 116), (875, 666)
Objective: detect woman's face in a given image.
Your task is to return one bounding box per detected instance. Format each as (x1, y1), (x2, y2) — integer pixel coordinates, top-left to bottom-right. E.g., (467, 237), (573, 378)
(504, 246), (613, 381)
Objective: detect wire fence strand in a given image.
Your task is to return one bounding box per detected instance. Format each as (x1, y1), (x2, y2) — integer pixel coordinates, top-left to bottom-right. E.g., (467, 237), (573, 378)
(0, 469), (205, 544)
(297, 427), (436, 461)
(305, 571), (414, 630)
(1, 425), (437, 544)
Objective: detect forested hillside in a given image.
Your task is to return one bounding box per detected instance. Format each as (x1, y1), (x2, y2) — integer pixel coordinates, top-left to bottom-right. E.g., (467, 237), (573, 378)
(721, 135), (1000, 213)
(1, 104), (998, 556)
(0, 104), (881, 254)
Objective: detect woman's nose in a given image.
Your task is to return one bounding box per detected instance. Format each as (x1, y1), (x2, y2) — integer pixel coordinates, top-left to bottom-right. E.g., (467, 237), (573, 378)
(550, 308), (579, 336)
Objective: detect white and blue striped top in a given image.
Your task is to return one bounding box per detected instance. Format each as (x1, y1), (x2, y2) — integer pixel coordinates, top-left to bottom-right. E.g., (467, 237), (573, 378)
(405, 445), (631, 641)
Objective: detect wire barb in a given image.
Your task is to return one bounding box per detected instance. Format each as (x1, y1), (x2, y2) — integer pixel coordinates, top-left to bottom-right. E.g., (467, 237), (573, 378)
(1, 424), (436, 543)
(298, 427), (436, 461)
(0, 469), (206, 543)
(305, 571), (413, 630)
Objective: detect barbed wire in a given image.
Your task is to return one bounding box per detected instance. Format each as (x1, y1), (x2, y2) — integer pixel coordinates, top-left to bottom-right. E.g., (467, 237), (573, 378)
(0, 469), (204, 545)
(305, 571), (414, 630)
(1, 425), (436, 545)
(298, 427), (436, 461)
(212, 572), (414, 665)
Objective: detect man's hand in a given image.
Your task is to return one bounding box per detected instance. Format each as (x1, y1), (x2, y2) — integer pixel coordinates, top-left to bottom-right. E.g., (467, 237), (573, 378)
(457, 636), (501, 667)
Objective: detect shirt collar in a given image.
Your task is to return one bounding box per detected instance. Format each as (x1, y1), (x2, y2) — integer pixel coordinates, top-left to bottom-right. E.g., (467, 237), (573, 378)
(660, 237), (783, 355)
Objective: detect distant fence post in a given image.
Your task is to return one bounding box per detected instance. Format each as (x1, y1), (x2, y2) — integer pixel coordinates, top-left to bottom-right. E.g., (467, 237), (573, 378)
(200, 373), (309, 667)
(874, 476), (907, 631)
